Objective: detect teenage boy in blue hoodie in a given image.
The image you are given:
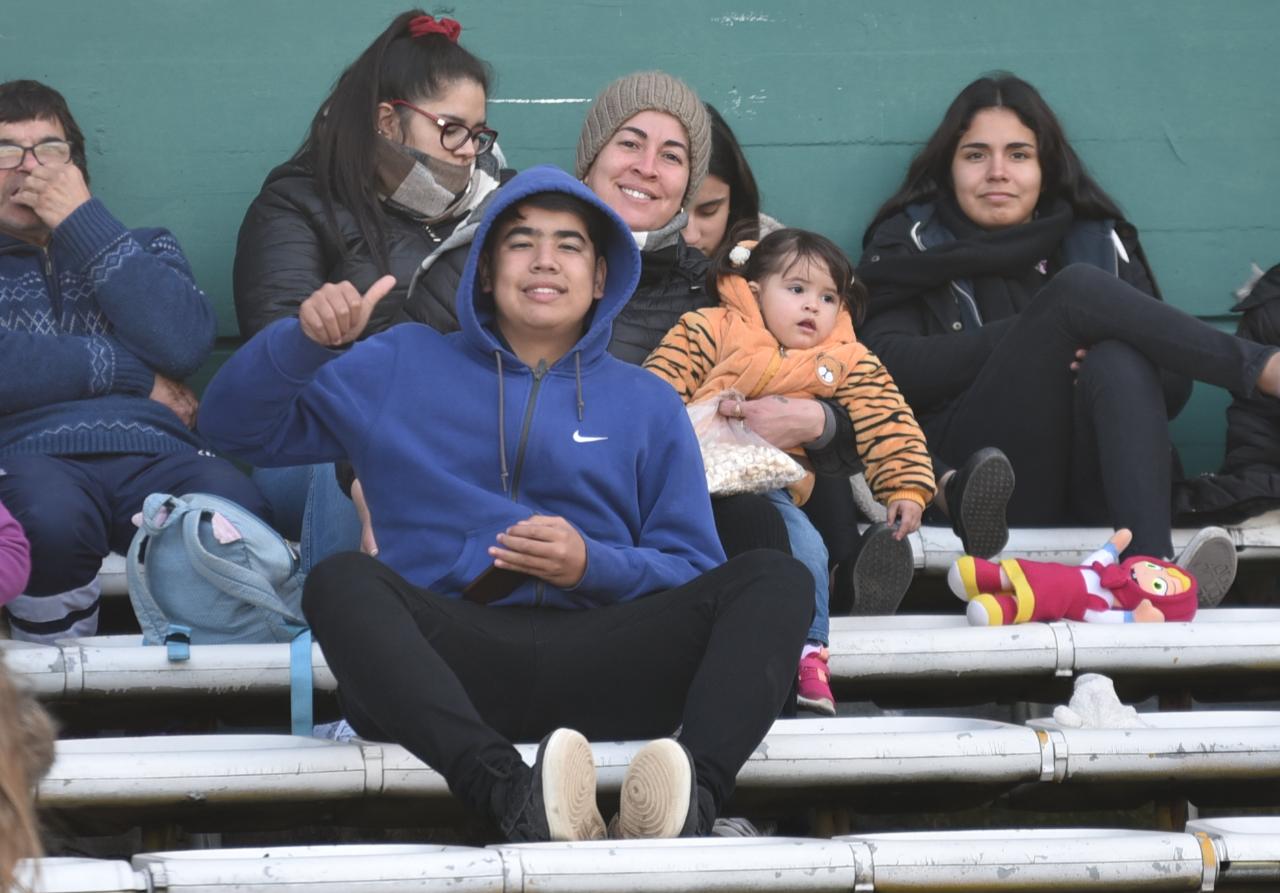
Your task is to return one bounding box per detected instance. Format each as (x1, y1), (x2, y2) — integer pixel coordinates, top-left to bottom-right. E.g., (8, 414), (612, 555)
(198, 166), (812, 843)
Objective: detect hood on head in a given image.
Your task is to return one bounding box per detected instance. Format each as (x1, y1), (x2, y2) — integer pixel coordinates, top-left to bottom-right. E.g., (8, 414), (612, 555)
(455, 164), (641, 363)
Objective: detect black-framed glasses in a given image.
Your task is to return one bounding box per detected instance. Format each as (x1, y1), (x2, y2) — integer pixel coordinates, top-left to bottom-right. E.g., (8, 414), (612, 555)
(389, 100), (497, 156)
(0, 140), (72, 170)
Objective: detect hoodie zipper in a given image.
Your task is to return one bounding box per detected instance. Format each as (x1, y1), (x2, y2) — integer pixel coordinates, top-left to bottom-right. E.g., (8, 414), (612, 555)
(508, 359), (547, 501)
(749, 345), (786, 398)
(506, 359), (549, 605)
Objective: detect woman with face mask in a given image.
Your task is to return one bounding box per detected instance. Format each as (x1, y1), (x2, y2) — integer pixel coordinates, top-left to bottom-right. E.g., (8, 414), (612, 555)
(232, 10), (508, 565)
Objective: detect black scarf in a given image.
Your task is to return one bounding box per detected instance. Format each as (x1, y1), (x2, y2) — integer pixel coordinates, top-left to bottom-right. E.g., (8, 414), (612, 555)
(862, 196), (1074, 322)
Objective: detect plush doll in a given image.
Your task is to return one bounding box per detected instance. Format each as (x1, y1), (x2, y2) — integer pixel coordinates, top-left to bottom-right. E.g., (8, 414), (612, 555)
(948, 529), (1198, 626)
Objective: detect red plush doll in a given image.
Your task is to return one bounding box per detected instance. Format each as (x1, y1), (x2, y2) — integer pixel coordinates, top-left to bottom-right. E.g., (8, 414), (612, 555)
(949, 529), (1198, 625)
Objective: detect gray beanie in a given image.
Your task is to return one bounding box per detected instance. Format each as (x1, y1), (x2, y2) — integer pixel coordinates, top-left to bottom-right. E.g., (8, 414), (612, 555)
(575, 71), (711, 210)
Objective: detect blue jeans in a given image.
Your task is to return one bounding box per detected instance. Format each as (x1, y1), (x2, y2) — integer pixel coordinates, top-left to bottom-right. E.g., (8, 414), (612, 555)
(764, 488), (828, 645)
(252, 464), (361, 574)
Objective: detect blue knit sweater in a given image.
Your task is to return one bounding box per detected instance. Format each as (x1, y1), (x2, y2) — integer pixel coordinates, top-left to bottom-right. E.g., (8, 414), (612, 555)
(0, 198), (215, 456)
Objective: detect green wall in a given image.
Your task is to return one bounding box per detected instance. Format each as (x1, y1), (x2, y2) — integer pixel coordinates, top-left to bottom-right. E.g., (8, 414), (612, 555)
(7, 1), (1278, 471)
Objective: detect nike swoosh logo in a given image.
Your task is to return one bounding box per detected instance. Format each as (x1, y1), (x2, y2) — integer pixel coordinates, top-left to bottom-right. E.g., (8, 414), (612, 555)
(573, 430), (608, 443)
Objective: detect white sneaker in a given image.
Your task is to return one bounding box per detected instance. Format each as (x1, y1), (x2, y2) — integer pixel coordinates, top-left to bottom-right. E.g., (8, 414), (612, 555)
(1176, 526), (1237, 607)
(536, 728), (606, 842)
(615, 738), (697, 839)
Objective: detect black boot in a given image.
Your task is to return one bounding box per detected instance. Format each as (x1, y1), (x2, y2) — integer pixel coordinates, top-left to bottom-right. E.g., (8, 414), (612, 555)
(842, 522), (914, 615)
(944, 448), (1014, 559)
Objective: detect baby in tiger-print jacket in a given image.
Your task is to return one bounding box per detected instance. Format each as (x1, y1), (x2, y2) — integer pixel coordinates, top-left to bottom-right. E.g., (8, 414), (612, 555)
(644, 228), (934, 716)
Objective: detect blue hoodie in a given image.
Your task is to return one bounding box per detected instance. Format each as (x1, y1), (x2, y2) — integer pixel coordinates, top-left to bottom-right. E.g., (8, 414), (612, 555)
(198, 166), (725, 607)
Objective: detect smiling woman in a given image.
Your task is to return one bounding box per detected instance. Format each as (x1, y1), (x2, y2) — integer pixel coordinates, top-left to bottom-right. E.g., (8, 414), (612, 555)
(857, 72), (1280, 575)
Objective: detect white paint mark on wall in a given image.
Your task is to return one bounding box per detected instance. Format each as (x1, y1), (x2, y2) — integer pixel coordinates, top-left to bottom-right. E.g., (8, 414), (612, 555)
(712, 12), (772, 26)
(491, 98), (590, 105)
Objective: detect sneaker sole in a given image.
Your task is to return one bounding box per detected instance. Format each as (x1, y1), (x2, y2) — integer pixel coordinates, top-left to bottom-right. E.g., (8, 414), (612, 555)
(617, 738), (694, 839)
(796, 693), (836, 716)
(849, 523), (914, 616)
(1177, 527), (1238, 608)
(539, 728), (606, 842)
(955, 449), (1014, 559)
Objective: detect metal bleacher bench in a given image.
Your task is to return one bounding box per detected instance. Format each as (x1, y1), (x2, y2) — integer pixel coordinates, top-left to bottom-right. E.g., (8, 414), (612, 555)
(23, 821), (1280, 893)
(86, 507), (1280, 599)
(7, 608), (1280, 705)
(34, 711), (1280, 817)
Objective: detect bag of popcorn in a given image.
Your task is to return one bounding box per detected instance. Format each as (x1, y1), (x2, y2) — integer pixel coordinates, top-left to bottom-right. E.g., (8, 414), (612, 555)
(687, 391), (806, 496)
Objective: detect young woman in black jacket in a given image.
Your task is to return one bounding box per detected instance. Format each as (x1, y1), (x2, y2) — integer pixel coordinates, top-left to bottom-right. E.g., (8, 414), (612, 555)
(858, 73), (1280, 585)
(232, 10), (505, 562)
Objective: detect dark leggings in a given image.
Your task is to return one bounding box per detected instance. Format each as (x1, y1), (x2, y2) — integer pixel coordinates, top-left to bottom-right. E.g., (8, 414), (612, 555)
(303, 550), (812, 825)
(929, 264), (1275, 557)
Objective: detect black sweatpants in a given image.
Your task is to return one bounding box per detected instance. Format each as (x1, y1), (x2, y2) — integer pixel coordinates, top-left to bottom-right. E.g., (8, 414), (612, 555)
(928, 264), (1275, 558)
(303, 549), (812, 825)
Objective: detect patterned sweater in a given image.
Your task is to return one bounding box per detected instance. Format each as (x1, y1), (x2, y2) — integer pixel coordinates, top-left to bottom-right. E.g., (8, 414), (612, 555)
(0, 198), (214, 456)
(644, 272), (935, 507)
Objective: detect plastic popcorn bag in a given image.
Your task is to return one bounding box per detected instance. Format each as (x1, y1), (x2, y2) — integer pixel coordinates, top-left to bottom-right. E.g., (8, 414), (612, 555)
(687, 391), (806, 496)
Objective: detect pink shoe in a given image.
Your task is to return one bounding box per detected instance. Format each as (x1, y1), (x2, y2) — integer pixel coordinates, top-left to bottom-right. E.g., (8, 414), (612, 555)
(796, 648), (836, 716)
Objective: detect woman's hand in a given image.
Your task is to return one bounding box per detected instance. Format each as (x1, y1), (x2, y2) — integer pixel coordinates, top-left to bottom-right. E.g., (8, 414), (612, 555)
(716, 394), (826, 450)
(886, 499), (923, 539)
(490, 515), (587, 588)
(1070, 347), (1088, 374)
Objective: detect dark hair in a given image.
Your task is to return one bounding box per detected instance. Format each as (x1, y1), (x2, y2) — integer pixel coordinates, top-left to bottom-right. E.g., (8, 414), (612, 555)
(704, 103), (760, 249)
(0, 79), (89, 183)
(485, 192), (612, 265)
(296, 10), (492, 269)
(863, 72), (1126, 244)
(713, 223), (867, 322)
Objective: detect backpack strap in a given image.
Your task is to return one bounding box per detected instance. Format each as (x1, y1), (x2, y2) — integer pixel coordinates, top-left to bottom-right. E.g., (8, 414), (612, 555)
(180, 509), (305, 624)
(289, 629), (314, 736)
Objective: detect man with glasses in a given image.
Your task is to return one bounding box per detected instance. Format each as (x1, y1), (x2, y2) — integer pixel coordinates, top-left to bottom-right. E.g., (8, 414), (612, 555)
(0, 79), (268, 641)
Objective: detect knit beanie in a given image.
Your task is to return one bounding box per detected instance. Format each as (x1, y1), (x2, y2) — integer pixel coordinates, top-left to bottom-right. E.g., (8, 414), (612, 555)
(575, 71), (711, 210)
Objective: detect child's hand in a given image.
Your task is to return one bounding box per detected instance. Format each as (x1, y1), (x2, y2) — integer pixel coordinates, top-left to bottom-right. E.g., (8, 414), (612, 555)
(490, 515), (587, 588)
(886, 499), (923, 540)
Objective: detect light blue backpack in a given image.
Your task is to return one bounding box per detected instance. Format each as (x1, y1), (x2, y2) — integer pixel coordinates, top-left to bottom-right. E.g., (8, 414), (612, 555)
(126, 492), (313, 734)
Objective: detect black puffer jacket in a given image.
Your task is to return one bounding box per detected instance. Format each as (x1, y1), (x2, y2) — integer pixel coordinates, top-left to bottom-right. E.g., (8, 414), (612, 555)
(233, 161), (463, 338)
(1175, 263), (1280, 522)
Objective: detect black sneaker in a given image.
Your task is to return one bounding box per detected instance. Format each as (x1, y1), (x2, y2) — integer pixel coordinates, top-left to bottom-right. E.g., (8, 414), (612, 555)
(613, 738), (709, 839)
(946, 448), (1014, 559)
(500, 728), (606, 842)
(845, 522), (914, 615)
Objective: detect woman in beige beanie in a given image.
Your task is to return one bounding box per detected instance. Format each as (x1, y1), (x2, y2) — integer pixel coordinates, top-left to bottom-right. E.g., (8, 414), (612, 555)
(575, 72), (868, 570)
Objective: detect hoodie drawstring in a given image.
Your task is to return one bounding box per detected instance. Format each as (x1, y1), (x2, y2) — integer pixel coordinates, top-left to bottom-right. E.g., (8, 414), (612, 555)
(495, 350), (510, 493)
(574, 351), (584, 422)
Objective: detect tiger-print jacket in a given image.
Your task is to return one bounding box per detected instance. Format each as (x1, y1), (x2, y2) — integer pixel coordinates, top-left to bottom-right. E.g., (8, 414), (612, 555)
(644, 271), (936, 508)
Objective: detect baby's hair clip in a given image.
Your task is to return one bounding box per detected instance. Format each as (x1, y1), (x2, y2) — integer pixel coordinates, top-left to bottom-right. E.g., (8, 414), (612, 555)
(728, 244), (752, 268)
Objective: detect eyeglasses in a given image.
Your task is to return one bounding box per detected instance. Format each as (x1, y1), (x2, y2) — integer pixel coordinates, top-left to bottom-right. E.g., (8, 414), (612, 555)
(0, 140), (72, 170)
(389, 100), (498, 156)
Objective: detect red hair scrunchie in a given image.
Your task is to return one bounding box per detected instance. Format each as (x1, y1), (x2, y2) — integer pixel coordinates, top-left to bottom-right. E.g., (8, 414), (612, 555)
(408, 14), (461, 42)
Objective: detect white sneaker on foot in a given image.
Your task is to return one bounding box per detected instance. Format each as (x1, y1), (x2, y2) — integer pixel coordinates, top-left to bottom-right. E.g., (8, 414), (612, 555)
(615, 738), (697, 839)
